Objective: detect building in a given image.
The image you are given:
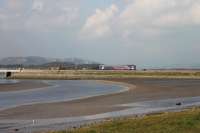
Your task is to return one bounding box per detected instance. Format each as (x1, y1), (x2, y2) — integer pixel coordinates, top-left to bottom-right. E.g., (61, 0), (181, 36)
(99, 65), (105, 70)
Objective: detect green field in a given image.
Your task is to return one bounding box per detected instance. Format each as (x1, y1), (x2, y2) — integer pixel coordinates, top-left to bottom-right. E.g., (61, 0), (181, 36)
(47, 108), (200, 133)
(11, 70), (200, 80)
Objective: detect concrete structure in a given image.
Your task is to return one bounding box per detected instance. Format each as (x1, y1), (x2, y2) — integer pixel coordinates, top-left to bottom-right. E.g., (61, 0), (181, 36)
(0, 69), (21, 78)
(99, 65), (105, 70)
(0, 70), (21, 73)
(99, 65), (136, 70)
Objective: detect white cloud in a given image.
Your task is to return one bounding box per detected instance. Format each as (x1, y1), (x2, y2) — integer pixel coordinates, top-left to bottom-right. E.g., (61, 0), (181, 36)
(190, 4), (200, 24)
(7, 0), (22, 10)
(81, 0), (200, 40)
(80, 4), (118, 39)
(32, 0), (44, 12)
(0, 0), (80, 31)
(119, 0), (200, 39)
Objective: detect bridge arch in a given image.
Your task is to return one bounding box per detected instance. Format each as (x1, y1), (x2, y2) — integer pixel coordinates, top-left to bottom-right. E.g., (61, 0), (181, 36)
(6, 72), (12, 78)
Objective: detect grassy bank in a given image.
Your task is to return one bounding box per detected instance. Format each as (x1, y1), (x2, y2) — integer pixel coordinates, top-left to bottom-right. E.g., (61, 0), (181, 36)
(11, 70), (200, 80)
(47, 108), (200, 133)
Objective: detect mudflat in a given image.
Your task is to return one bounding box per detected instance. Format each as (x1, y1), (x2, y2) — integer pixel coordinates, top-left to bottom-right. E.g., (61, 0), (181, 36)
(1, 78), (200, 119)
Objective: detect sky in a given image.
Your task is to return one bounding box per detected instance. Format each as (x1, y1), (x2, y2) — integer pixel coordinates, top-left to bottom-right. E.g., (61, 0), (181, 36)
(0, 0), (200, 68)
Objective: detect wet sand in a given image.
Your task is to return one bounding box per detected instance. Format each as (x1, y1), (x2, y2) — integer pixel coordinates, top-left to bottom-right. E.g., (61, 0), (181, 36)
(1, 78), (200, 120)
(0, 80), (49, 92)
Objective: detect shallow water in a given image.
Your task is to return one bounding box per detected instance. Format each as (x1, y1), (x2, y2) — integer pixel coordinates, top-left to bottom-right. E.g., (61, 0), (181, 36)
(0, 79), (18, 84)
(0, 80), (125, 110)
(1, 79), (200, 133)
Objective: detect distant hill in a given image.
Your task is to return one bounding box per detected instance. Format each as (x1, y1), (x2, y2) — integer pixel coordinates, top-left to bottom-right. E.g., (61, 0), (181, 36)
(0, 56), (99, 66)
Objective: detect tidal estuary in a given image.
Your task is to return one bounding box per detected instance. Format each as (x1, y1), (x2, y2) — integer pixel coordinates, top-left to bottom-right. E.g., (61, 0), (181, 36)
(1, 79), (200, 133)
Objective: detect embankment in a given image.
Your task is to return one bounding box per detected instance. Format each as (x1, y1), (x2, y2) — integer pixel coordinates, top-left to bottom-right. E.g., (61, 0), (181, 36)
(10, 70), (200, 80)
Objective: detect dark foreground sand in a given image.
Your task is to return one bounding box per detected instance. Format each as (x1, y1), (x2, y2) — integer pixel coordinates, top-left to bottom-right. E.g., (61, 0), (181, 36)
(1, 78), (200, 120)
(0, 80), (49, 92)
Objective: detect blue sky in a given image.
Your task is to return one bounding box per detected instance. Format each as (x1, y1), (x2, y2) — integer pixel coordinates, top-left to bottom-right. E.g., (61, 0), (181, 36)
(0, 0), (200, 68)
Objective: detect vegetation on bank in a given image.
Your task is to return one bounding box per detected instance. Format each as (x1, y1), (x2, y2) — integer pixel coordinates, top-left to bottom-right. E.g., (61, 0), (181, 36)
(47, 108), (200, 133)
(11, 70), (200, 80)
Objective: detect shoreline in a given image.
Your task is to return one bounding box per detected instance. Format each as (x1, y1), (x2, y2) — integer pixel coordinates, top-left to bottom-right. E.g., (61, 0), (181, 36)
(46, 107), (200, 133)
(95, 80), (136, 92)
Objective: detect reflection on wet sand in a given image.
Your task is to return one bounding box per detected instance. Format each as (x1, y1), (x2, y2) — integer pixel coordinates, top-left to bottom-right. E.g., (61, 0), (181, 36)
(1, 78), (200, 132)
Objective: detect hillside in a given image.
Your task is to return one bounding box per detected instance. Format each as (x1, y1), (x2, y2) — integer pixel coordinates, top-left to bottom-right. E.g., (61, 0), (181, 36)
(0, 56), (98, 66)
